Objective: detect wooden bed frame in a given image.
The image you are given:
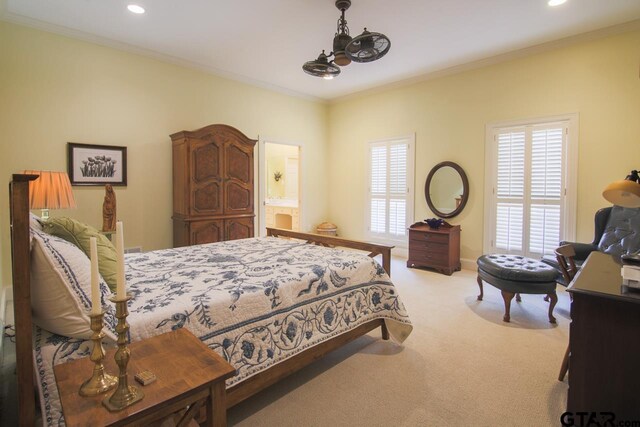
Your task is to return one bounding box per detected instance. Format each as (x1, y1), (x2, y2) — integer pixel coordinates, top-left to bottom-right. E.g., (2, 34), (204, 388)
(9, 174), (394, 425)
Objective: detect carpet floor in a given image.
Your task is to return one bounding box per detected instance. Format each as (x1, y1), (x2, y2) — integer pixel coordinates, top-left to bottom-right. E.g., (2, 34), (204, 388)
(228, 257), (569, 426)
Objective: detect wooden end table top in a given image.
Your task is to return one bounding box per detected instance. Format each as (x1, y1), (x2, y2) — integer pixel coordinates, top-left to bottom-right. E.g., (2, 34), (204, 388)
(54, 328), (236, 426)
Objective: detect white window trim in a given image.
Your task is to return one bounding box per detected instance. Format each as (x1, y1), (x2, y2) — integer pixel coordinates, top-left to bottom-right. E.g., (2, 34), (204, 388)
(483, 113), (579, 255)
(365, 134), (416, 247)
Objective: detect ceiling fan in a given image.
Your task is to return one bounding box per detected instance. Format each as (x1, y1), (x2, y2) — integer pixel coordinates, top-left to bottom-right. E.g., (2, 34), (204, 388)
(302, 0), (390, 80)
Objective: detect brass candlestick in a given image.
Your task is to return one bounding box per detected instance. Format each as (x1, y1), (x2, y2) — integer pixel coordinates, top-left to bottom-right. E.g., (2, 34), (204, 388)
(103, 295), (144, 412)
(79, 311), (117, 397)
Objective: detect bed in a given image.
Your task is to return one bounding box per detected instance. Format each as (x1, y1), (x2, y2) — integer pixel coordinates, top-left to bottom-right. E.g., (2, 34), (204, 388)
(9, 174), (413, 426)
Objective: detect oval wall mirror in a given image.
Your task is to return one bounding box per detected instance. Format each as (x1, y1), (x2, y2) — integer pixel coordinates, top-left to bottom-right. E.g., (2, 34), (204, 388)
(424, 161), (469, 219)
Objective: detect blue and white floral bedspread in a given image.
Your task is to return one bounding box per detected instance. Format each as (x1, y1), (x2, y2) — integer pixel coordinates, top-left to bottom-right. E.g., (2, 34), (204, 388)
(35, 237), (412, 426)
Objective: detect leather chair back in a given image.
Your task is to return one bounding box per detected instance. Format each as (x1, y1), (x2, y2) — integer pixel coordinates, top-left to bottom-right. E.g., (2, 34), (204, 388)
(598, 206), (640, 258)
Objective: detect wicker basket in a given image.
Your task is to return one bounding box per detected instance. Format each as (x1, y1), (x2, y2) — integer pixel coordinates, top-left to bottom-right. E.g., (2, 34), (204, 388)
(316, 222), (338, 236)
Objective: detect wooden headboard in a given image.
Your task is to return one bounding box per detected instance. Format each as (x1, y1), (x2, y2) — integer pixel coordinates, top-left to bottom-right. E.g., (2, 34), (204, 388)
(10, 174), (38, 426)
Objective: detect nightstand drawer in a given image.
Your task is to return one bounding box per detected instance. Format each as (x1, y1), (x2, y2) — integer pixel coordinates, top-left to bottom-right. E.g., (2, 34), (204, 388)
(408, 248), (449, 264)
(409, 239), (447, 252)
(409, 231), (449, 244)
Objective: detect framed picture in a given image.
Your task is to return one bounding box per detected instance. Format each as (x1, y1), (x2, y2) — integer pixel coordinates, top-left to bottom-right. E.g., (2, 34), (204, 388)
(67, 142), (127, 186)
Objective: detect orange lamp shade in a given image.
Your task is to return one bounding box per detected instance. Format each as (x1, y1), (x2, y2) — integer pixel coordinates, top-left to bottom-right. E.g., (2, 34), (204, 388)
(602, 179), (640, 208)
(23, 170), (77, 210)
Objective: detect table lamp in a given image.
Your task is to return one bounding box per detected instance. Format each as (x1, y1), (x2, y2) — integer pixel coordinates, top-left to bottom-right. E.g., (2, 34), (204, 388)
(24, 170), (77, 219)
(602, 170), (640, 208)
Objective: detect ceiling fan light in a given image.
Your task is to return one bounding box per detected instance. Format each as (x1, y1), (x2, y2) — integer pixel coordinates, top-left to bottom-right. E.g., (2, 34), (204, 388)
(346, 28), (390, 63)
(302, 50), (341, 79)
(333, 51), (351, 66)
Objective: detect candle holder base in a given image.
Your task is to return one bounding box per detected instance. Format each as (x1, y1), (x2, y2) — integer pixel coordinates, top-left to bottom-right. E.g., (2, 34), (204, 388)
(79, 370), (117, 397)
(102, 385), (144, 412)
(79, 311), (117, 397)
(104, 294), (145, 412)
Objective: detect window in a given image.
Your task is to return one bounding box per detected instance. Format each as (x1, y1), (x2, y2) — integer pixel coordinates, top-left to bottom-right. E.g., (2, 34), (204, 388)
(367, 135), (415, 244)
(485, 115), (578, 257)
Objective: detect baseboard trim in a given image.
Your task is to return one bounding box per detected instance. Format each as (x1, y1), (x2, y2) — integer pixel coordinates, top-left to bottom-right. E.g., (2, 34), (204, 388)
(0, 286), (12, 361)
(461, 258), (477, 271)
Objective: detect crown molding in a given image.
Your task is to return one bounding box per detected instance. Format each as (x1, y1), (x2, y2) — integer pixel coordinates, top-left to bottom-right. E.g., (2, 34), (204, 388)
(328, 19), (640, 105)
(0, 11), (327, 105)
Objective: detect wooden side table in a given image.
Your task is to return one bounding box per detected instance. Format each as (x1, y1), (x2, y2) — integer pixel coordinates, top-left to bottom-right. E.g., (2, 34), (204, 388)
(54, 328), (236, 426)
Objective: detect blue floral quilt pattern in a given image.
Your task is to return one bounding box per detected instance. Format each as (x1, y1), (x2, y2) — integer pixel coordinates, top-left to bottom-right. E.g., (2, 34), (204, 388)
(35, 237), (412, 426)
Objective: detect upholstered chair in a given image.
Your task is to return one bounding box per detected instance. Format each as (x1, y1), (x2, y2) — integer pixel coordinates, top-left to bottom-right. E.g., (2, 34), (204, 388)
(543, 206), (640, 285)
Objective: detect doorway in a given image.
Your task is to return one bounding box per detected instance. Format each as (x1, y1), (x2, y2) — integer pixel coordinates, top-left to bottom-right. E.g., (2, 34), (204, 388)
(258, 140), (302, 236)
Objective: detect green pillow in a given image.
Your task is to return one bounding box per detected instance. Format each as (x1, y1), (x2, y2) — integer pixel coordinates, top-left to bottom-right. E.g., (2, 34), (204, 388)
(43, 217), (118, 293)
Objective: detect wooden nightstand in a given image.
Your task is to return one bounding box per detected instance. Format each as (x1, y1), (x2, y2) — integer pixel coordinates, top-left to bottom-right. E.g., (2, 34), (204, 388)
(407, 222), (461, 275)
(54, 328), (236, 426)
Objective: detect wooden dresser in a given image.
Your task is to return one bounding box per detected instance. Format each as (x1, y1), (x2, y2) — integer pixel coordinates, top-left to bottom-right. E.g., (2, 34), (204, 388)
(407, 222), (461, 275)
(171, 124), (256, 247)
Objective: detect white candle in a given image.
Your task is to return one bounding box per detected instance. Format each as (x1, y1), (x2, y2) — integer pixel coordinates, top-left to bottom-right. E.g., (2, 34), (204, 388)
(115, 221), (126, 299)
(90, 237), (101, 315)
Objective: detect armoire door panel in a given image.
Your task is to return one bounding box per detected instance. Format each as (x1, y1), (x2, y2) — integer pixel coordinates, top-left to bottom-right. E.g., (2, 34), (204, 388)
(192, 141), (221, 183)
(192, 181), (221, 214)
(191, 140), (223, 216)
(225, 181), (252, 213)
(225, 143), (252, 184)
(225, 218), (253, 241)
(191, 220), (224, 245)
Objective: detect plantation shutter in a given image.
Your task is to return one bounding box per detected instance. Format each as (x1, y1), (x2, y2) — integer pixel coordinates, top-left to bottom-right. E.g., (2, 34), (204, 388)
(528, 126), (564, 255)
(370, 145), (387, 233)
(495, 129), (525, 252)
(389, 143), (408, 236)
(490, 123), (567, 257)
(368, 137), (414, 242)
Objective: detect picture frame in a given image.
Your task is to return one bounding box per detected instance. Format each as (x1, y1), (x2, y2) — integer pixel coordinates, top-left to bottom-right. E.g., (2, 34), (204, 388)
(67, 142), (127, 186)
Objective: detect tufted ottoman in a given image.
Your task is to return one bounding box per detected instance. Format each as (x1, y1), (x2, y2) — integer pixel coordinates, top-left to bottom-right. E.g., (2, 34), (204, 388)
(476, 254), (558, 323)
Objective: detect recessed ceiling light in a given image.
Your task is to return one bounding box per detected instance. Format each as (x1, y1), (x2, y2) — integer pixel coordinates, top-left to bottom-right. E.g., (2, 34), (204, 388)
(127, 4), (145, 14)
(548, 0), (567, 6)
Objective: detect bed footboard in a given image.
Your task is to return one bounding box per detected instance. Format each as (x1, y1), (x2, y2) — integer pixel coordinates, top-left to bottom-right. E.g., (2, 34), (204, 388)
(266, 228), (394, 276)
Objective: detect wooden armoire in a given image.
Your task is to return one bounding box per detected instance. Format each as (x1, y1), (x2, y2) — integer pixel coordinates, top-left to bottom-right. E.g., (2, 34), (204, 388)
(171, 124), (257, 247)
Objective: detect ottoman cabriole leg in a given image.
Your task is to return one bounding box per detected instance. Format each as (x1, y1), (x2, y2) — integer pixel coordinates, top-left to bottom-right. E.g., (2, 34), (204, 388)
(501, 291), (515, 322)
(547, 292), (558, 324)
(515, 293), (522, 302)
(476, 275), (484, 301)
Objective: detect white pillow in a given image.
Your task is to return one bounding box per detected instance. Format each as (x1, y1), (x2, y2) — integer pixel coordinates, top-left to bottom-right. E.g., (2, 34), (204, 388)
(29, 212), (44, 231)
(30, 228), (117, 341)
(29, 213), (43, 250)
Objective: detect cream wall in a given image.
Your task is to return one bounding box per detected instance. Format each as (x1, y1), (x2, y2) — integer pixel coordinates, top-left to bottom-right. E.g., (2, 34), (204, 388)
(0, 22), (329, 285)
(327, 29), (640, 263)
